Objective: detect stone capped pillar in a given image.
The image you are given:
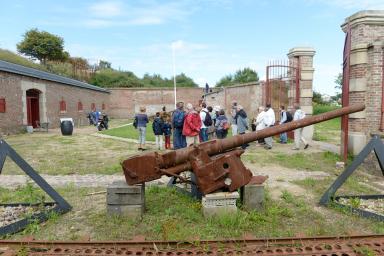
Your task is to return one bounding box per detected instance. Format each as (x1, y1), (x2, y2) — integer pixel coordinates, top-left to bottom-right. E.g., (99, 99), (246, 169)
(287, 47), (316, 140)
(342, 10), (384, 155)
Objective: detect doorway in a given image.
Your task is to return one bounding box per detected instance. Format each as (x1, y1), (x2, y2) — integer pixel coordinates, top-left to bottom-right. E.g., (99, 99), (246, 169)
(26, 89), (41, 128)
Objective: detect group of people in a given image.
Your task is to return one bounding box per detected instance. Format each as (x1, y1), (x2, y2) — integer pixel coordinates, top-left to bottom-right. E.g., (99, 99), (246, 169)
(133, 100), (309, 151)
(171, 102), (232, 150)
(251, 103), (309, 150)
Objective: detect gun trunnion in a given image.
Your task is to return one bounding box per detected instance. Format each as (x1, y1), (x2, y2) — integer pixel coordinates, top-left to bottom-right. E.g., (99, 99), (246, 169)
(122, 104), (365, 195)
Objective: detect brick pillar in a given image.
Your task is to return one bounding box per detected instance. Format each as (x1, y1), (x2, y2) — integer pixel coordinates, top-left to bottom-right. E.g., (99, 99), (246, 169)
(342, 10), (384, 155)
(287, 47), (316, 140)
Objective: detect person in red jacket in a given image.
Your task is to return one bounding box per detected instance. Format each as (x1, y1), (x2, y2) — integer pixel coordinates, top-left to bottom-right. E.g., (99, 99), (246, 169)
(183, 103), (202, 146)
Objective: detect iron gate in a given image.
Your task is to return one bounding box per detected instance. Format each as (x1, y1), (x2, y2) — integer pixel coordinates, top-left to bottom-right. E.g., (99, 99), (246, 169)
(264, 60), (300, 122)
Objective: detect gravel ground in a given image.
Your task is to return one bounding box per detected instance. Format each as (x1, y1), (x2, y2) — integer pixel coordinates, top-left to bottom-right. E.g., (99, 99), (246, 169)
(0, 205), (53, 227)
(339, 198), (384, 215)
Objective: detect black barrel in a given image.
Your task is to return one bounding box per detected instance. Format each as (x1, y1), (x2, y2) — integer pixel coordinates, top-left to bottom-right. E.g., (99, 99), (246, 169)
(60, 120), (73, 136)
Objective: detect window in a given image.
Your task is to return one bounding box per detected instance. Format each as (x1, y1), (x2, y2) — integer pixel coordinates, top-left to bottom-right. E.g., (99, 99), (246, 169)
(91, 103), (95, 110)
(102, 103), (106, 110)
(0, 98), (5, 113)
(59, 100), (67, 113)
(78, 101), (83, 112)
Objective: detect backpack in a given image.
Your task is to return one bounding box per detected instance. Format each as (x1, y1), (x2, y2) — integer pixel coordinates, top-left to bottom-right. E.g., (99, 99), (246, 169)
(133, 116), (138, 129)
(203, 111), (213, 126)
(173, 110), (185, 129)
(222, 120), (230, 130)
(285, 111), (293, 123)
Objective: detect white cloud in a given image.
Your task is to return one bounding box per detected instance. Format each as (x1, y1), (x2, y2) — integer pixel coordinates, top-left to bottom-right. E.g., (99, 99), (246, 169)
(89, 1), (123, 17)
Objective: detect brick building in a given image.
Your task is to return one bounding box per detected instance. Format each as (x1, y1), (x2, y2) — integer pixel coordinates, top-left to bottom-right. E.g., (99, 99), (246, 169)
(0, 60), (110, 134)
(341, 10), (384, 154)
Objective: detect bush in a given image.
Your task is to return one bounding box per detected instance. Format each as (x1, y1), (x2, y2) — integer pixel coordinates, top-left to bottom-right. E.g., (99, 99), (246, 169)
(313, 103), (340, 115)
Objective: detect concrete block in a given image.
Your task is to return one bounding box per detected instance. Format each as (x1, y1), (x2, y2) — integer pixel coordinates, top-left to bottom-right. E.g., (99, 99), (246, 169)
(243, 184), (265, 211)
(107, 181), (145, 205)
(107, 191), (144, 205)
(348, 132), (367, 155)
(107, 204), (143, 219)
(202, 192), (239, 218)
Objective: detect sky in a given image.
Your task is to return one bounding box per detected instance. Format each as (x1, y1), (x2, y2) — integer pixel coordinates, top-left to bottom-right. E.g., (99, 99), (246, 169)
(1, 0), (384, 96)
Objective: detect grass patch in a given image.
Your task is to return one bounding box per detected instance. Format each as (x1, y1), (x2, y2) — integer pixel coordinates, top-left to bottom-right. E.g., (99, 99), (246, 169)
(3, 131), (136, 175)
(5, 186), (382, 241)
(313, 104), (340, 115)
(101, 122), (156, 141)
(313, 104), (341, 145)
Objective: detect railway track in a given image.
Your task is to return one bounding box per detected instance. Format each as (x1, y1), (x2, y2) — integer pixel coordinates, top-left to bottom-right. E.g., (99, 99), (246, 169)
(0, 235), (383, 255)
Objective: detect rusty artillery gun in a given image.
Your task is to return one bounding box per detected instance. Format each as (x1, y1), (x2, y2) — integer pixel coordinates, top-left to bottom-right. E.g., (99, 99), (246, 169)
(122, 104), (365, 195)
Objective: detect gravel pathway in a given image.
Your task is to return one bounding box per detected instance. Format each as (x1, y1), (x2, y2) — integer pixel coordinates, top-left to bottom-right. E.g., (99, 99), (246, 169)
(0, 174), (170, 188)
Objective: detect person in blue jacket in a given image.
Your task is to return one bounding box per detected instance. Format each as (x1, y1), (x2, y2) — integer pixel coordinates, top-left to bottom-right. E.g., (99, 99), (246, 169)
(152, 112), (164, 150)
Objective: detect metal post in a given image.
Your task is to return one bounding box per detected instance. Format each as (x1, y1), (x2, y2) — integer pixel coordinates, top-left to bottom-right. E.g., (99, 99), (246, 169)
(172, 44), (177, 110)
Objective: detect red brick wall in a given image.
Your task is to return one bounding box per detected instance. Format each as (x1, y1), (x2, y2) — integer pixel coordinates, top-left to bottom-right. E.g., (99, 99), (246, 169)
(0, 71), (23, 134)
(109, 88), (203, 118)
(42, 78), (109, 127)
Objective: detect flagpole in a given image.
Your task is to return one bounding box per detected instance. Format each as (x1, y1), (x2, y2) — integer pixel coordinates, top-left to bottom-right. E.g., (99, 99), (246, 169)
(172, 44), (177, 109)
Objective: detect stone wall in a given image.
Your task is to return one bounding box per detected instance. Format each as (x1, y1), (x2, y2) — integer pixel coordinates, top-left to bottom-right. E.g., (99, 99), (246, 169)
(108, 87), (204, 118)
(203, 82), (263, 118)
(342, 10), (384, 154)
(0, 71), (110, 134)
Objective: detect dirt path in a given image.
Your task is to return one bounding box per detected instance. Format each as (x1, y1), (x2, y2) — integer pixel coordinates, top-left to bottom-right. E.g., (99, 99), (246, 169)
(246, 163), (330, 199)
(0, 174), (171, 188)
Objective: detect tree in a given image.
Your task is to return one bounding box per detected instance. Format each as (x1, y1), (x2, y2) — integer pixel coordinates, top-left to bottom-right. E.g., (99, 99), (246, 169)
(174, 73), (198, 87)
(216, 75), (233, 87)
(233, 68), (259, 83)
(331, 73), (342, 103)
(17, 29), (68, 64)
(98, 60), (112, 70)
(216, 67), (259, 87)
(90, 69), (144, 88)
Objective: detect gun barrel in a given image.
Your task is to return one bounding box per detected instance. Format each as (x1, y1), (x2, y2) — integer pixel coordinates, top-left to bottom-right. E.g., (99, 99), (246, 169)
(207, 103), (365, 155)
(171, 104), (365, 165)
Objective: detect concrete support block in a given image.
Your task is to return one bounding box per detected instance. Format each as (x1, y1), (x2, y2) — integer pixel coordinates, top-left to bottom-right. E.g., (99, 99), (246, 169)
(348, 132), (367, 155)
(202, 192), (239, 218)
(106, 181), (145, 218)
(349, 78), (367, 92)
(243, 184), (264, 211)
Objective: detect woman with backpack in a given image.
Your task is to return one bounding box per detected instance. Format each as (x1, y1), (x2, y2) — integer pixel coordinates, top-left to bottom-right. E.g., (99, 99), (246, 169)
(215, 109), (229, 139)
(134, 106), (149, 151)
